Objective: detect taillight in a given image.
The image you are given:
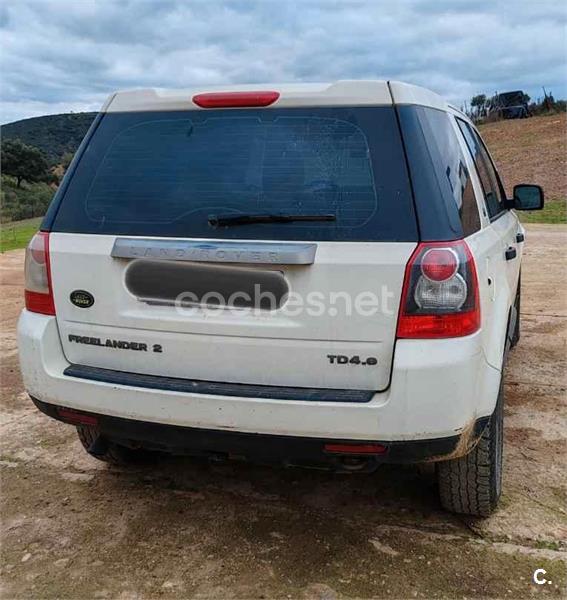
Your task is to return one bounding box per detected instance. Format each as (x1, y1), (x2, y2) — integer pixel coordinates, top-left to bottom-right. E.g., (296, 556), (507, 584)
(396, 240), (480, 339)
(192, 91), (280, 108)
(420, 248), (458, 282)
(24, 231), (55, 315)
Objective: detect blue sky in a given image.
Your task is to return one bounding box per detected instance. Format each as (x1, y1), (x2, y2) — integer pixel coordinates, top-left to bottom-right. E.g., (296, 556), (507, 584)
(1, 0), (566, 124)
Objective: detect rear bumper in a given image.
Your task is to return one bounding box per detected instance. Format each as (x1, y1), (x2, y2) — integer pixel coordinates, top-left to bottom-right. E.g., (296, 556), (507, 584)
(18, 310), (501, 453)
(31, 396), (489, 468)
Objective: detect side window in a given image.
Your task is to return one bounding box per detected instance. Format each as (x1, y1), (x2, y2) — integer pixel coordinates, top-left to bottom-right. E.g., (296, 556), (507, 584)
(400, 106), (481, 237)
(457, 119), (505, 218)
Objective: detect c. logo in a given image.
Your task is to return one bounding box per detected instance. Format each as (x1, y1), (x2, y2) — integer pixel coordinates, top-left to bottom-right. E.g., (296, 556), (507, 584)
(533, 569), (549, 585)
(70, 290), (95, 308)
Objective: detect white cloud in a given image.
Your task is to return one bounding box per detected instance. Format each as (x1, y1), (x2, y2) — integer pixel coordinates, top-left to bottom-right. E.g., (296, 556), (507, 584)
(0, 0), (565, 123)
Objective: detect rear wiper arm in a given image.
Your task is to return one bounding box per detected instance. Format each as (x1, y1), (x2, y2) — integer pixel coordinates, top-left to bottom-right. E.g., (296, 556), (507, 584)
(208, 213), (336, 227)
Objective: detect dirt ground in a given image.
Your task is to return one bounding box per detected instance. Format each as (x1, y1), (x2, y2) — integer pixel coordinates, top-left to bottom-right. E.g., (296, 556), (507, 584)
(1, 225), (566, 599)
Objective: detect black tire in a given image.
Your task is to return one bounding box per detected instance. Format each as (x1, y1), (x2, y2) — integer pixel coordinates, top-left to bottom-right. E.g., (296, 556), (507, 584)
(436, 382), (504, 517)
(510, 274), (521, 348)
(76, 425), (148, 465)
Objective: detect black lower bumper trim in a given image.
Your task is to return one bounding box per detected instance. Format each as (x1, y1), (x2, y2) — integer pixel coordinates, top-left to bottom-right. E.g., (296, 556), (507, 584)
(31, 396), (489, 469)
(63, 364), (374, 403)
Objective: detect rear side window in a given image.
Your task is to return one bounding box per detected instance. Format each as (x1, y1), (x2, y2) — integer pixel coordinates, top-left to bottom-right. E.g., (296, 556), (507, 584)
(398, 106), (480, 240)
(49, 107), (417, 242)
(456, 119), (505, 219)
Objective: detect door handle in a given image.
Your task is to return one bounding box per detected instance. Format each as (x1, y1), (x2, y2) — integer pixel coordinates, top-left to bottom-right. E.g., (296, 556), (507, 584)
(516, 232), (525, 243)
(505, 247), (517, 261)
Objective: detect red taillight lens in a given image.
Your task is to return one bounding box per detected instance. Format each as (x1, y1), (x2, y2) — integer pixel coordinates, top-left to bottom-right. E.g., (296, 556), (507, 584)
(24, 231), (55, 315)
(192, 91), (280, 108)
(421, 248), (458, 282)
(396, 240), (480, 339)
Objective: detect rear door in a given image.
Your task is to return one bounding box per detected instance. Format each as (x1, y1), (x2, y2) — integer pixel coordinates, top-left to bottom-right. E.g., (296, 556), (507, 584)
(47, 104), (418, 392)
(454, 116), (517, 368)
(456, 120), (520, 293)
(471, 125), (522, 297)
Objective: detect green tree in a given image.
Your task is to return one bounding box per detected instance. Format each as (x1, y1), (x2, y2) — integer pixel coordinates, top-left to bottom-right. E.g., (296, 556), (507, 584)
(1, 139), (49, 188)
(61, 152), (74, 171)
(470, 94), (486, 108)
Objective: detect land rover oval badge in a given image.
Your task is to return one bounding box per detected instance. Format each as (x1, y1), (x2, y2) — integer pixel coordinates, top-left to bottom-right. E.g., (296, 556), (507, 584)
(70, 290), (94, 308)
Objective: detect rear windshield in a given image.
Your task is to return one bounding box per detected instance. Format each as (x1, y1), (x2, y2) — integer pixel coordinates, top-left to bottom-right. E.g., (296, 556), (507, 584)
(50, 107), (417, 241)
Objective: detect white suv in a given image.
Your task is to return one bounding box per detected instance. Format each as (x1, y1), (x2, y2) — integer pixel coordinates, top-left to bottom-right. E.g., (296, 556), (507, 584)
(18, 81), (544, 516)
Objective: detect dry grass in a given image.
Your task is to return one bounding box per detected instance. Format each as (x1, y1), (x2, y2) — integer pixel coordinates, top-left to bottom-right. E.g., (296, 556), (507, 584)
(479, 113), (566, 223)
(479, 113), (566, 201)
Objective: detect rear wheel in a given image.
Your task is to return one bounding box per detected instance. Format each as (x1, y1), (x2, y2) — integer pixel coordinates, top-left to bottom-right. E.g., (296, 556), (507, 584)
(76, 425), (149, 465)
(436, 382), (503, 516)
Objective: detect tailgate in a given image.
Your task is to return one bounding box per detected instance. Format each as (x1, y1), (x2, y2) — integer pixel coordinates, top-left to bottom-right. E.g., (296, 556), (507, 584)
(51, 233), (414, 391)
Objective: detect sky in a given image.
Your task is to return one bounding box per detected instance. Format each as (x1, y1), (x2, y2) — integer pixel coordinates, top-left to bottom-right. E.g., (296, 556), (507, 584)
(1, 0), (566, 124)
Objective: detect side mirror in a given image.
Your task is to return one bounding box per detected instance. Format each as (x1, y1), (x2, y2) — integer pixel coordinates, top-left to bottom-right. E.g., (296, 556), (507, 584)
(512, 184), (544, 211)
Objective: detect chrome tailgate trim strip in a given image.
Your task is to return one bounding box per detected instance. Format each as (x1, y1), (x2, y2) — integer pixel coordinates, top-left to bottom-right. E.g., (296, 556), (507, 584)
(111, 238), (317, 264)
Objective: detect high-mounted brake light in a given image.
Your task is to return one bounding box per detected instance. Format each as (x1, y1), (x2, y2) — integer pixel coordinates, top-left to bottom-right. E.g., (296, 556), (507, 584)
(396, 240), (480, 339)
(24, 231), (55, 315)
(192, 91), (280, 108)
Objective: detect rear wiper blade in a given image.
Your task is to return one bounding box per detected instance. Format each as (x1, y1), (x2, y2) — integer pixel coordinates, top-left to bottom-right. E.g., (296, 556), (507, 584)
(208, 213), (336, 227)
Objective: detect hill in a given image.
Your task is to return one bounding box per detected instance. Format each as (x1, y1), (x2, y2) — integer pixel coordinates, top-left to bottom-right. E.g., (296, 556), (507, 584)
(0, 111), (565, 251)
(478, 113), (566, 223)
(1, 112), (96, 165)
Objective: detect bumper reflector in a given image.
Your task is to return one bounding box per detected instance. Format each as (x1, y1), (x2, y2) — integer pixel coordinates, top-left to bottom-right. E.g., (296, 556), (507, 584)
(56, 408), (98, 427)
(324, 443), (387, 455)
